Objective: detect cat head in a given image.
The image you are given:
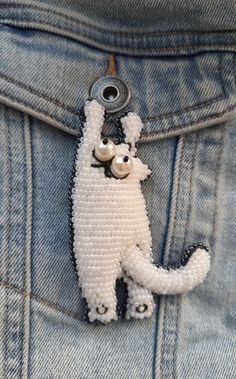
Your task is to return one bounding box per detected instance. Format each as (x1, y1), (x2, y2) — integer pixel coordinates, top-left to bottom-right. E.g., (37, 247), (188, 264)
(85, 100), (151, 181)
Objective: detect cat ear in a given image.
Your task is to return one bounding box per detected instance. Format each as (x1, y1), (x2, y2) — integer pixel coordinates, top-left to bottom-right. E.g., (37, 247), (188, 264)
(120, 112), (143, 155)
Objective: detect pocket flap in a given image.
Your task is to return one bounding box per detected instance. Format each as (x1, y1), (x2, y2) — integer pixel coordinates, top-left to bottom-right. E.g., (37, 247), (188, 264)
(0, 25), (235, 139)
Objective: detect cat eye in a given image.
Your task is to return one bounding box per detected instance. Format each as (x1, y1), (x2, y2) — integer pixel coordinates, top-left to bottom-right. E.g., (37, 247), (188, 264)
(111, 154), (133, 179)
(94, 138), (116, 162)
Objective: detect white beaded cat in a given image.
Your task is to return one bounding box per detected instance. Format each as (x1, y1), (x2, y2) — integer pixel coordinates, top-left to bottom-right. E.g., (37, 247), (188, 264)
(71, 99), (210, 323)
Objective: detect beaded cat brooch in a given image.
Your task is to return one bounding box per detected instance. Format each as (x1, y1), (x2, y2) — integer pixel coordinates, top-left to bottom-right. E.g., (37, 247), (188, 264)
(71, 99), (210, 323)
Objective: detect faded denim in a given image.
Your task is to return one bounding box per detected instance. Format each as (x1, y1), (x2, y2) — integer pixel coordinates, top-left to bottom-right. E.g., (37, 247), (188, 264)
(0, 1), (235, 378)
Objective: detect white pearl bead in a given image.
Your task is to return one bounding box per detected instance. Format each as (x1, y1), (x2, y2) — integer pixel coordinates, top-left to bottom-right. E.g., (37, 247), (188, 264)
(94, 138), (116, 161)
(111, 154), (133, 178)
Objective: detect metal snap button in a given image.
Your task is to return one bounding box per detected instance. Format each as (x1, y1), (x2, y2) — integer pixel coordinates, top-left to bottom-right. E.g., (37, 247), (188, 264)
(90, 76), (131, 113)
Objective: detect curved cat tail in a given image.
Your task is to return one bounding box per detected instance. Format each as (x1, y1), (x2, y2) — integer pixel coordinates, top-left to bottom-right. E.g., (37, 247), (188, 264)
(122, 245), (210, 295)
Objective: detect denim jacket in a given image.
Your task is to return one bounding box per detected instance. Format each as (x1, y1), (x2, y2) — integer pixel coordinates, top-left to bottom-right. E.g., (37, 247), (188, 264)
(0, 1), (235, 378)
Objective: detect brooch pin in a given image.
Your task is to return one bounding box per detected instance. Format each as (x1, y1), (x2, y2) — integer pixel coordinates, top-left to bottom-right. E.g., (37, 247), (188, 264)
(71, 99), (210, 323)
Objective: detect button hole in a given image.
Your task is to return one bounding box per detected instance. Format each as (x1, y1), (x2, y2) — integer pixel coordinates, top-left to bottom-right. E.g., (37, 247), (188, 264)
(106, 54), (117, 76)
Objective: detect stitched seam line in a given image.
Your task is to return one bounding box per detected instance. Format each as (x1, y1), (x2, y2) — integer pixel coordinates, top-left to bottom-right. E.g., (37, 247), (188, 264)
(1, 18), (236, 53)
(1, 3), (236, 37)
(144, 94), (223, 122)
(20, 112), (28, 378)
(21, 114), (32, 379)
(145, 52), (224, 121)
(1, 86), (235, 142)
(0, 72), (79, 116)
(140, 103), (236, 140)
(167, 138), (185, 379)
(0, 90), (75, 130)
(159, 137), (185, 379)
(234, 53), (236, 87)
(171, 135), (198, 379)
(172, 298), (181, 379)
(0, 65), (224, 122)
(3, 107), (12, 379)
(165, 137), (187, 379)
(212, 127), (226, 246)
(168, 138), (185, 261)
(181, 134), (198, 252)
(0, 280), (83, 321)
(0, 52), (229, 134)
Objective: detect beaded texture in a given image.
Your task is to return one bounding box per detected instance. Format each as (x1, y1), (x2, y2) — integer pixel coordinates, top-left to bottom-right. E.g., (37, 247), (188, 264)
(71, 99), (210, 324)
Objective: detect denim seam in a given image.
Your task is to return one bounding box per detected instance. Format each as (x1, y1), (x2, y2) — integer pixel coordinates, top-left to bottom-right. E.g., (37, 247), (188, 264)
(0, 90), (75, 131)
(160, 136), (185, 379)
(161, 137), (185, 379)
(21, 114), (32, 379)
(3, 109), (25, 378)
(144, 94), (223, 122)
(168, 138), (185, 261)
(171, 127), (225, 379)
(169, 136), (193, 379)
(0, 53), (224, 121)
(0, 72), (79, 116)
(234, 53), (236, 86)
(140, 103), (236, 141)
(159, 299), (168, 379)
(0, 280), (83, 321)
(162, 129), (225, 378)
(158, 136), (185, 378)
(19, 110), (27, 378)
(0, 87), (233, 142)
(212, 127), (226, 248)
(0, 69), (235, 141)
(3, 115), (11, 378)
(22, 112), (27, 291)
(5, 108), (13, 284)
(173, 298), (181, 379)
(1, 18), (236, 55)
(1, 3), (236, 37)
(181, 134), (198, 253)
(3, 111), (12, 379)
(171, 135), (199, 379)
(145, 53), (224, 121)
(0, 83), (233, 141)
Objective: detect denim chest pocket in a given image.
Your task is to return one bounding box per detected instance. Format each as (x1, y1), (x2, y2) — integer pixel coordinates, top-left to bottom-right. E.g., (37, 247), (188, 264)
(0, 22), (236, 379)
(0, 24), (236, 312)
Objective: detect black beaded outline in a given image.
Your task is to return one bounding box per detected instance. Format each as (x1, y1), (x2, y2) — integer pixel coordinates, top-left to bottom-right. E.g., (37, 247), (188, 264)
(154, 243), (209, 270)
(69, 102), (132, 323)
(68, 106), (87, 281)
(103, 107), (132, 144)
(122, 243), (209, 285)
(69, 103), (210, 322)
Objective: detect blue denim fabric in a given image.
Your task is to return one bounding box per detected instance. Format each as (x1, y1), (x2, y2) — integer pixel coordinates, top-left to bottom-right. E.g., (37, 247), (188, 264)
(0, 1), (235, 378)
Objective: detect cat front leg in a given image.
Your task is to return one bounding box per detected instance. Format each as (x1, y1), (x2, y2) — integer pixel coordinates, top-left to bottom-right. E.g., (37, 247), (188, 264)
(124, 276), (155, 320)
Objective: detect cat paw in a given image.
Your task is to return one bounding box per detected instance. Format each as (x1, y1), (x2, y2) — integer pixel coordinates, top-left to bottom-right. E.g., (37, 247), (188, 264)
(88, 304), (118, 324)
(126, 296), (155, 320)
